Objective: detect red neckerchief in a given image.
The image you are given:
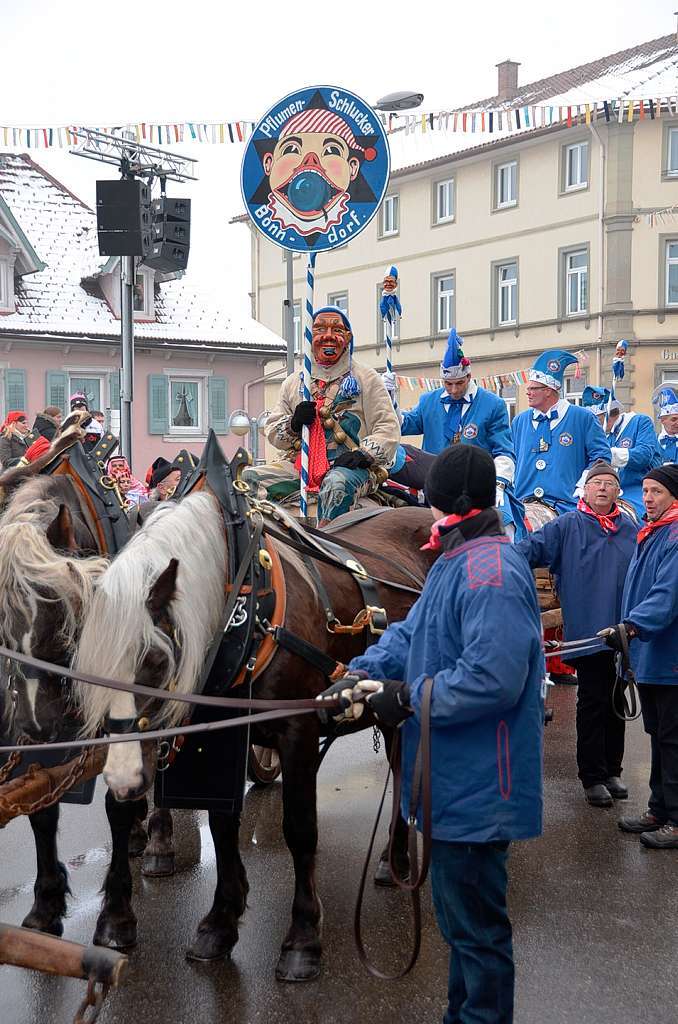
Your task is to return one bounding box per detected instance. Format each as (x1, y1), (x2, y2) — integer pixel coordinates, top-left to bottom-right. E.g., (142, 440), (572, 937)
(637, 500), (678, 544)
(421, 509), (483, 551)
(294, 395), (329, 493)
(576, 498), (621, 534)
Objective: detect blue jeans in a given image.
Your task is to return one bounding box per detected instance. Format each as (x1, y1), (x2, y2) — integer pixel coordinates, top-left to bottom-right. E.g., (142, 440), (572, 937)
(430, 840), (514, 1024)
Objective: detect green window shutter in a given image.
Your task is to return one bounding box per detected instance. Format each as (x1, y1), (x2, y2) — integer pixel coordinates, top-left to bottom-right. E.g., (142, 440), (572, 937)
(5, 369), (26, 414)
(208, 376), (228, 434)
(108, 371), (120, 415)
(148, 374), (168, 435)
(45, 370), (68, 416)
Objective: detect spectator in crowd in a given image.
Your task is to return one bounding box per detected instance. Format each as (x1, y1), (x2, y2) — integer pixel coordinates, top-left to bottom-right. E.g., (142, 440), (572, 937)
(106, 456), (148, 507)
(0, 411), (32, 468)
(653, 382), (678, 465)
(147, 457), (181, 501)
(517, 461), (637, 807)
(317, 445), (544, 1024)
(70, 391), (89, 413)
(603, 464), (678, 848)
(32, 405), (62, 442)
(91, 410), (105, 427)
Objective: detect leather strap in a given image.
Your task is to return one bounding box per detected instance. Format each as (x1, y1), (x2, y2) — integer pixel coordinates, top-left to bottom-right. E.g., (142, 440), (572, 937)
(353, 676), (433, 979)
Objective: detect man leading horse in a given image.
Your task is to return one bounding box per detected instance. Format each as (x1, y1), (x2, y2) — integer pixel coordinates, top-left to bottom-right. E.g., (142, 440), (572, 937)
(247, 306), (400, 524)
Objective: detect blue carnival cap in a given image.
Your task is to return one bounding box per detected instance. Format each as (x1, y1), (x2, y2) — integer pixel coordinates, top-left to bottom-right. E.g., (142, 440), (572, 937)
(652, 381), (678, 417)
(440, 328), (470, 381)
(529, 349), (578, 391)
(383, 265), (398, 280)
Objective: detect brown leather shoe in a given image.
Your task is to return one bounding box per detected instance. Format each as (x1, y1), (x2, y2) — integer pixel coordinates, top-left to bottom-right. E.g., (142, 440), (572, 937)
(640, 824), (678, 849)
(618, 811), (664, 834)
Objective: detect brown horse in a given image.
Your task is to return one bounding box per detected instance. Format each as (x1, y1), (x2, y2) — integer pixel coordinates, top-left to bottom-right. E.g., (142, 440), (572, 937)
(73, 481), (436, 980)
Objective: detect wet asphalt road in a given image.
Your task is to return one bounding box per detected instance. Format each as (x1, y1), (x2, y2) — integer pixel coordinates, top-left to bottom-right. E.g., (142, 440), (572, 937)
(1, 684), (677, 1024)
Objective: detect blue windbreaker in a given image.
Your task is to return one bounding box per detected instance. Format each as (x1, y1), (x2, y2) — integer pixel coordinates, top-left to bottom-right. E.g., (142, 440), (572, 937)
(348, 535), (544, 843)
(622, 516), (678, 686)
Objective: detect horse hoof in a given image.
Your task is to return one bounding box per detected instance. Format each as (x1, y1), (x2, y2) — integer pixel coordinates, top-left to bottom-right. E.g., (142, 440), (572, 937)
(275, 949), (321, 983)
(141, 853), (175, 877)
(185, 930), (234, 963)
(21, 913), (63, 937)
(93, 920), (137, 951)
(373, 857), (410, 888)
(129, 822), (148, 858)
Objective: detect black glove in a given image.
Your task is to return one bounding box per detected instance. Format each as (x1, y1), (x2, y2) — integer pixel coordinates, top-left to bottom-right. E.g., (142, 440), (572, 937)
(333, 449), (373, 471)
(361, 679), (413, 729)
(597, 623), (637, 651)
(290, 401), (317, 433)
(316, 671), (368, 725)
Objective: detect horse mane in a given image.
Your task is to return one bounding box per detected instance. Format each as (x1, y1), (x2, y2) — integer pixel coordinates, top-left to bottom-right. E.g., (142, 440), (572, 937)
(0, 475), (109, 650)
(75, 491), (226, 735)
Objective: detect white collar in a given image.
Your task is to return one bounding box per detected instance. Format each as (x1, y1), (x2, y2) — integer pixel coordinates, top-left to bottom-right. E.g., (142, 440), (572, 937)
(608, 411), (634, 436)
(267, 190), (349, 238)
(659, 428), (677, 441)
(531, 398), (567, 421)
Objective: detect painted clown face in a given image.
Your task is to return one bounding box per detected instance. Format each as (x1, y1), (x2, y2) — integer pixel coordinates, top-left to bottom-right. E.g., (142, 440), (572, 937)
(311, 312), (352, 367)
(264, 132), (360, 222)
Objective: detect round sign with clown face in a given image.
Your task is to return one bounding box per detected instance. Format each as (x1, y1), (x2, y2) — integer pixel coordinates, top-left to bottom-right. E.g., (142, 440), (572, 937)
(241, 86), (390, 253)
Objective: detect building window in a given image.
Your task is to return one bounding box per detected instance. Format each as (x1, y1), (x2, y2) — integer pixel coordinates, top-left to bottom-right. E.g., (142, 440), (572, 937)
(565, 249), (588, 315)
(563, 141), (589, 191)
(380, 194), (399, 237)
(434, 178), (455, 224)
(327, 291), (349, 315)
(666, 241), (678, 305)
(129, 266), (154, 320)
(496, 262), (518, 325)
(662, 125), (678, 179)
(494, 160), (517, 209)
(433, 272), (455, 334)
(564, 372), (587, 406)
(168, 376), (205, 435)
(499, 382), (517, 423)
(0, 258), (13, 312)
(376, 285), (400, 343)
(69, 374), (103, 413)
(293, 299), (301, 355)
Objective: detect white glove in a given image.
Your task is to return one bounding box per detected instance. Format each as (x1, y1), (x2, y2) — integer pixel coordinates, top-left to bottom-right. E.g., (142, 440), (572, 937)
(495, 482), (506, 508)
(382, 370), (397, 393)
(610, 447), (629, 469)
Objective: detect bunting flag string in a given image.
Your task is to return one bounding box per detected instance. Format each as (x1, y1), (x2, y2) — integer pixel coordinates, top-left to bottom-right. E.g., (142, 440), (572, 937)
(0, 97), (676, 150)
(396, 350), (590, 393)
(644, 202), (678, 226)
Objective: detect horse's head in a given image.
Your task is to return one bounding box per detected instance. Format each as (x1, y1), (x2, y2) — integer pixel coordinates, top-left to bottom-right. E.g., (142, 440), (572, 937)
(74, 493), (226, 802)
(0, 480), (107, 743)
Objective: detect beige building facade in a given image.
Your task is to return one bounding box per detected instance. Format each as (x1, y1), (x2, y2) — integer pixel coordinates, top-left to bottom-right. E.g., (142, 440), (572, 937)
(240, 40), (678, 427)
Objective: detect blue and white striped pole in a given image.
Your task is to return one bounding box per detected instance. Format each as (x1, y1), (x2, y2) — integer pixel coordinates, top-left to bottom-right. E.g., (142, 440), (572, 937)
(300, 252), (316, 519)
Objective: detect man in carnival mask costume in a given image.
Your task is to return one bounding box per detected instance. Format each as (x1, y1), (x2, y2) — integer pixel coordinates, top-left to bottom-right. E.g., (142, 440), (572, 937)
(248, 306), (400, 523)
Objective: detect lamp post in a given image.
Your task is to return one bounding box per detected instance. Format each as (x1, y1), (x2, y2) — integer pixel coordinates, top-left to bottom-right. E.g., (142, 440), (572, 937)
(281, 89), (423, 380)
(228, 409), (268, 464)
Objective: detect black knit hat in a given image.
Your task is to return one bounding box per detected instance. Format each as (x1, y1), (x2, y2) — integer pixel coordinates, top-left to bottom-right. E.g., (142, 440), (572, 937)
(644, 464), (678, 499)
(150, 457), (175, 488)
(425, 445), (496, 515)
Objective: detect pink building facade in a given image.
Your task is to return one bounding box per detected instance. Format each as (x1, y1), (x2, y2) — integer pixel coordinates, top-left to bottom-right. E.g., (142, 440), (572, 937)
(0, 154), (285, 476)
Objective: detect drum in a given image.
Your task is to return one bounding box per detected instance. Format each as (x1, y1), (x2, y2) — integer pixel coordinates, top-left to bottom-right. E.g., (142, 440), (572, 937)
(522, 498), (559, 612)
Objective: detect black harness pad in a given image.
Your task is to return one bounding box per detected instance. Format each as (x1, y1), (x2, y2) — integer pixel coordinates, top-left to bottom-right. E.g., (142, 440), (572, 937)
(0, 717), (96, 806)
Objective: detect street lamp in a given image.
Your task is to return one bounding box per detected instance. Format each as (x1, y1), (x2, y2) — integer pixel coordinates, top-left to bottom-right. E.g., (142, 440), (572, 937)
(374, 91), (424, 112)
(228, 409), (269, 464)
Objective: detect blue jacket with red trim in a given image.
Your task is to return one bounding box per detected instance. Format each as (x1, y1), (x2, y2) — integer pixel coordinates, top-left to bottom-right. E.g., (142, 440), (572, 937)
(348, 534), (544, 843)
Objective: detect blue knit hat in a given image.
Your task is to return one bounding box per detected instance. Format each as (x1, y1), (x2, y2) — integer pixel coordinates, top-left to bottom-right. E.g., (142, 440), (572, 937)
(440, 328), (470, 381)
(652, 381), (678, 417)
(529, 349), (578, 391)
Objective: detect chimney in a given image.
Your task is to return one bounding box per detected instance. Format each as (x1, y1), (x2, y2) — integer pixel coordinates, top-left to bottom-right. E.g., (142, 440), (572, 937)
(496, 60), (521, 101)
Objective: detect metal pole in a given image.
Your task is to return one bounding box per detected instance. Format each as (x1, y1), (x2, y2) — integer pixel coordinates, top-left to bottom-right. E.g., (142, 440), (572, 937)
(284, 249), (295, 375)
(120, 254), (135, 464)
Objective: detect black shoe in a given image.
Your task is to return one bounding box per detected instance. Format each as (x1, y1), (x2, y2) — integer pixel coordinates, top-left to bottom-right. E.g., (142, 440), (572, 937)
(618, 811), (665, 834)
(640, 824), (678, 849)
(584, 784), (613, 807)
(605, 776), (629, 800)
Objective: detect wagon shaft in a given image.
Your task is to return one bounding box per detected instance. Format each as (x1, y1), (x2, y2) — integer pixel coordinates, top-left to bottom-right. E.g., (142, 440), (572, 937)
(0, 746), (106, 826)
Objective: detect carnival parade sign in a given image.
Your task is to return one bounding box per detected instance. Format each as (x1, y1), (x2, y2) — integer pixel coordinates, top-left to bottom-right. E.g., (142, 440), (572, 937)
(241, 86), (390, 254)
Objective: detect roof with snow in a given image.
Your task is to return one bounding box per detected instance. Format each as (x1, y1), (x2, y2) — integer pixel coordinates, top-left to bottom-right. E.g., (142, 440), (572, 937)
(389, 32), (678, 175)
(0, 153), (285, 353)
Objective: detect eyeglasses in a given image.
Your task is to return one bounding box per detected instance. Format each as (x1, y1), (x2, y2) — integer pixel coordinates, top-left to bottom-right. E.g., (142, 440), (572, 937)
(526, 385), (549, 393)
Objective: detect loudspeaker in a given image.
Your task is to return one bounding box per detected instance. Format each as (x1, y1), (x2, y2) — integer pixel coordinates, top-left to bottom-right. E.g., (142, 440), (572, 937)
(142, 241), (190, 273)
(151, 197), (191, 222)
(152, 218), (190, 244)
(96, 179), (152, 257)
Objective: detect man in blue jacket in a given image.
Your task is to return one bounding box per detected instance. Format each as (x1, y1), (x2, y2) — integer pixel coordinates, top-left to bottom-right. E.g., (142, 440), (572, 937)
(653, 382), (678, 464)
(517, 461), (636, 807)
(317, 445), (544, 1024)
(512, 350), (610, 514)
(400, 328), (525, 537)
(601, 464), (678, 848)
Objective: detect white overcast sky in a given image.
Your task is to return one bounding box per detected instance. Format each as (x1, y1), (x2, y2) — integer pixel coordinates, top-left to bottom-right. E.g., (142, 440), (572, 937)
(2, 0), (675, 320)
